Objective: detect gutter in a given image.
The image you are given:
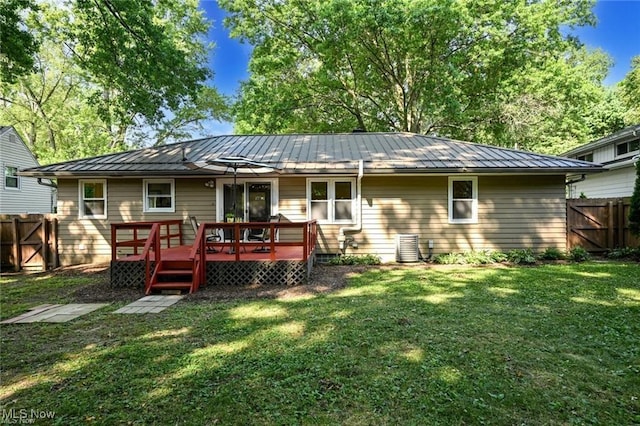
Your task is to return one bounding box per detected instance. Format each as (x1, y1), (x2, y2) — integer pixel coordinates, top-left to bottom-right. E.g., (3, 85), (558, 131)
(338, 160), (364, 252)
(37, 178), (57, 189)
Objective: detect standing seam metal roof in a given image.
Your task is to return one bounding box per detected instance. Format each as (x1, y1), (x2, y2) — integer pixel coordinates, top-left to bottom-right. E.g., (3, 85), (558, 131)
(19, 132), (602, 176)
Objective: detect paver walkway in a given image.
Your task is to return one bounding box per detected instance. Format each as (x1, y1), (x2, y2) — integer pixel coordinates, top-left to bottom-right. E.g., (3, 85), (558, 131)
(113, 295), (184, 314)
(1, 303), (109, 324)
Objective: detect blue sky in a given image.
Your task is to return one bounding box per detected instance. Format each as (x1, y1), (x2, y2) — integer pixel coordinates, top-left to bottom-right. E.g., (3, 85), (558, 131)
(199, 0), (640, 134)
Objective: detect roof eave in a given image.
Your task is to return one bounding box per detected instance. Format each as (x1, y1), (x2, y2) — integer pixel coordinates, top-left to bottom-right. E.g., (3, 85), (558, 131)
(19, 166), (604, 178)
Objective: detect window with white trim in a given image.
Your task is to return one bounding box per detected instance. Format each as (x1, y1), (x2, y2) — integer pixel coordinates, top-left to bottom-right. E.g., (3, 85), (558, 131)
(307, 178), (355, 223)
(79, 180), (107, 218)
(4, 166), (19, 189)
(616, 139), (640, 157)
(448, 176), (478, 224)
(143, 179), (175, 213)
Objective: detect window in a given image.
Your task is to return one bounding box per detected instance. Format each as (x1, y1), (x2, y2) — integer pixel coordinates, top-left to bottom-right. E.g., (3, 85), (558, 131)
(307, 178), (355, 223)
(143, 179), (175, 212)
(79, 180), (106, 218)
(448, 177), (478, 224)
(616, 139), (640, 157)
(4, 166), (19, 189)
(577, 152), (593, 162)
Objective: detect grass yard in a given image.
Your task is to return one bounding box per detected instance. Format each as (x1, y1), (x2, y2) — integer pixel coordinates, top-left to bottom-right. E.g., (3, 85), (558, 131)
(1, 262), (639, 425)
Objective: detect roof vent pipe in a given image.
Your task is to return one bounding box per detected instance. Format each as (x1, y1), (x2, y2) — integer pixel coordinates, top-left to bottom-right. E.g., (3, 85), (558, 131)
(339, 160), (364, 251)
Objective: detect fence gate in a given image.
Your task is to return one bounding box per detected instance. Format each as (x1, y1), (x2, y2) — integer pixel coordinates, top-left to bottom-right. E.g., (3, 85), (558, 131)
(566, 198), (638, 252)
(0, 214), (59, 272)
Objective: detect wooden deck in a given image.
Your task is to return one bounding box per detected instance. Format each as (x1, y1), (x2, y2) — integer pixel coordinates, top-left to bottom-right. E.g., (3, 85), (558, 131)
(156, 244), (306, 262)
(109, 220), (317, 293)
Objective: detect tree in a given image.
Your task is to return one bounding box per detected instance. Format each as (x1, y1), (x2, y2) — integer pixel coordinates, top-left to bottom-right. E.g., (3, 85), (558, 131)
(223, 0), (596, 146)
(619, 55), (640, 125)
(0, 0), (226, 162)
(471, 46), (618, 154)
(0, 0), (39, 83)
(630, 157), (640, 238)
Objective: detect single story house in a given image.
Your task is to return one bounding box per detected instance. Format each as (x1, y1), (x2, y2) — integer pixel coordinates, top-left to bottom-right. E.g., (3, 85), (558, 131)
(20, 132), (601, 265)
(564, 124), (640, 199)
(0, 126), (55, 214)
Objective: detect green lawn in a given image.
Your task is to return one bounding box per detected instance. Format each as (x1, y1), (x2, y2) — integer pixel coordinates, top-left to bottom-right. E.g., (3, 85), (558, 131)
(1, 263), (639, 425)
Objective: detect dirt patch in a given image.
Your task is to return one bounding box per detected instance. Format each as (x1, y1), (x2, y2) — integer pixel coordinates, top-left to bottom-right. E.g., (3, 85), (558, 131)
(54, 263), (368, 303)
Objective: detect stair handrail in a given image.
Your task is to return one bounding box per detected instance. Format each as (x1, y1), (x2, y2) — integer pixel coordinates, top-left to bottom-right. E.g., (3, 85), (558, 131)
(142, 223), (161, 294)
(189, 221), (207, 292)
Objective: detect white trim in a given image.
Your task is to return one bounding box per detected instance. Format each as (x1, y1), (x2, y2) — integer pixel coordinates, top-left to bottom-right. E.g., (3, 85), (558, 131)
(4, 165), (20, 190)
(79, 179), (107, 219)
(448, 176), (478, 224)
(306, 177), (356, 224)
(215, 178), (279, 221)
(143, 179), (175, 213)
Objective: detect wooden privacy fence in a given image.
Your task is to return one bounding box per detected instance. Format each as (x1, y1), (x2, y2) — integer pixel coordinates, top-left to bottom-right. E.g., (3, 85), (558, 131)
(0, 214), (59, 272)
(567, 198), (639, 253)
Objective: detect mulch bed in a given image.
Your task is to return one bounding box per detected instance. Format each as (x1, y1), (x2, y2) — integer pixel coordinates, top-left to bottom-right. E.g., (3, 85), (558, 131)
(60, 263), (366, 303)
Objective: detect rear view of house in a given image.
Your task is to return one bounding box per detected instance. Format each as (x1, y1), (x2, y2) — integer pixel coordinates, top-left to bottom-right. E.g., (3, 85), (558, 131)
(0, 126), (54, 214)
(20, 132), (601, 267)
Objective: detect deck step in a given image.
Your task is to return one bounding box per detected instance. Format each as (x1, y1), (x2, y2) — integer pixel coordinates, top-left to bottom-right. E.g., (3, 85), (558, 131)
(149, 282), (193, 291)
(161, 260), (193, 270)
(157, 269), (192, 276)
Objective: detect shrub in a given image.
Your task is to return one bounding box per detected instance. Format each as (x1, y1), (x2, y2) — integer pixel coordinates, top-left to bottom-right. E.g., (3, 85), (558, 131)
(607, 247), (640, 261)
(464, 250), (505, 265)
(539, 247), (565, 260)
(567, 246), (590, 262)
(328, 254), (381, 265)
(490, 251), (508, 263)
(506, 249), (537, 265)
(434, 250), (507, 265)
(433, 253), (464, 264)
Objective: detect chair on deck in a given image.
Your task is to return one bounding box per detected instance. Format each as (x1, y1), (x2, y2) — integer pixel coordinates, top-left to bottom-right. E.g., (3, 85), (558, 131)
(246, 214), (281, 252)
(189, 216), (222, 252)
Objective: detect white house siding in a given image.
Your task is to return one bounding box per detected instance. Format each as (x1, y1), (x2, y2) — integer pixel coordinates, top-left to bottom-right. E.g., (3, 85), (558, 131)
(568, 166), (636, 199)
(56, 174), (567, 265)
(0, 128), (52, 214)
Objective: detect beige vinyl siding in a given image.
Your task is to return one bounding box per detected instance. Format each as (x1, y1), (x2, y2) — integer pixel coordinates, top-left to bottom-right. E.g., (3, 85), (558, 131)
(56, 178), (217, 264)
(56, 174), (567, 265)
(280, 174), (566, 260)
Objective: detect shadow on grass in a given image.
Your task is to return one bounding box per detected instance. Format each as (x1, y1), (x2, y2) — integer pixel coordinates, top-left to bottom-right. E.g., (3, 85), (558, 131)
(1, 263), (639, 424)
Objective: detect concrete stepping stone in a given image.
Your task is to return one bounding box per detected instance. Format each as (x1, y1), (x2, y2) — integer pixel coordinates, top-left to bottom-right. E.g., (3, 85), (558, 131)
(113, 295), (183, 314)
(1, 303), (109, 323)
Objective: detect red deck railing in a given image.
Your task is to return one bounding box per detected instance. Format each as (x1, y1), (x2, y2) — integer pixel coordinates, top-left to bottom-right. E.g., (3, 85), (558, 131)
(111, 220), (183, 260)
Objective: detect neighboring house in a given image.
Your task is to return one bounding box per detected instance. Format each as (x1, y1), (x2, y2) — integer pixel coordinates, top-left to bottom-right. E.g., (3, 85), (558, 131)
(564, 124), (640, 199)
(20, 132), (600, 264)
(0, 126), (54, 214)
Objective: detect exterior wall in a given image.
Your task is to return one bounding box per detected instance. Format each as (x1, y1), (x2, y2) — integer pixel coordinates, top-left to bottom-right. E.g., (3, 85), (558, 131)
(0, 128), (53, 214)
(56, 174), (568, 265)
(56, 177), (217, 264)
(568, 166), (635, 199)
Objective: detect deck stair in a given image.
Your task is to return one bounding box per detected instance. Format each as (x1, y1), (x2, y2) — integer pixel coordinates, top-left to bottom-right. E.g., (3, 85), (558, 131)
(147, 259), (196, 294)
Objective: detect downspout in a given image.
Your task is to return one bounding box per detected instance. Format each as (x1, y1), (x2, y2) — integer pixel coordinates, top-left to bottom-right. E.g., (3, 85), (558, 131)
(338, 159), (364, 252)
(565, 174), (585, 199)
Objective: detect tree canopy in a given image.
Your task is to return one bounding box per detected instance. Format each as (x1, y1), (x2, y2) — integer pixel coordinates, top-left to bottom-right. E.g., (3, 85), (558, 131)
(0, 0), (227, 164)
(223, 0), (630, 154)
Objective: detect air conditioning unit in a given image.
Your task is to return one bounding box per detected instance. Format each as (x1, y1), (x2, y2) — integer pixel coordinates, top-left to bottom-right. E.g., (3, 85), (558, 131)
(396, 234), (419, 263)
